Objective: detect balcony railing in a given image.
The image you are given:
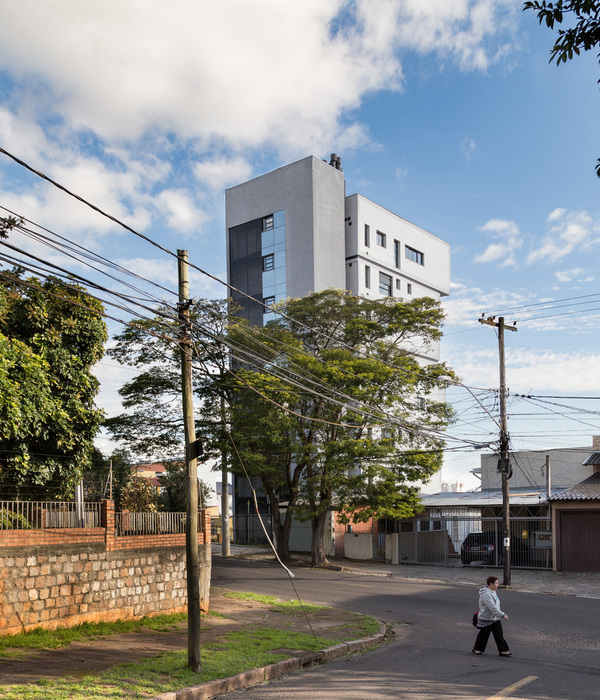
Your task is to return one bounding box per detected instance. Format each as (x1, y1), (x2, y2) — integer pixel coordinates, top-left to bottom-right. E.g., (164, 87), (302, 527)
(0, 501), (102, 530)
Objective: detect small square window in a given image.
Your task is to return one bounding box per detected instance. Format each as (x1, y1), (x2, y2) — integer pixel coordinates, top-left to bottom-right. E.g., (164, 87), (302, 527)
(263, 215), (274, 231)
(263, 254), (275, 271)
(376, 230), (386, 247)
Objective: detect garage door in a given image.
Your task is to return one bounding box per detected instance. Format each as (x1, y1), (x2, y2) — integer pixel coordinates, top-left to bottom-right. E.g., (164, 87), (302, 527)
(559, 510), (600, 572)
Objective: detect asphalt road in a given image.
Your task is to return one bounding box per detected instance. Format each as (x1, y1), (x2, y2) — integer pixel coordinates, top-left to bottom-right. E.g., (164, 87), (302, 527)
(212, 557), (600, 699)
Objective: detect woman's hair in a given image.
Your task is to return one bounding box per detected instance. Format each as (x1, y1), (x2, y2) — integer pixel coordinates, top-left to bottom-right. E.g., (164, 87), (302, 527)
(486, 576), (498, 586)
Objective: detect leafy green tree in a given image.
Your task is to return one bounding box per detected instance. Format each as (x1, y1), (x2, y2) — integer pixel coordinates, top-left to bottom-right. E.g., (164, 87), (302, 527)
(524, 0), (600, 176)
(206, 362), (302, 564)
(84, 448), (134, 510)
(120, 474), (158, 512)
(105, 299), (230, 460)
(157, 461), (213, 511)
(0, 268), (107, 499)
(223, 290), (454, 566)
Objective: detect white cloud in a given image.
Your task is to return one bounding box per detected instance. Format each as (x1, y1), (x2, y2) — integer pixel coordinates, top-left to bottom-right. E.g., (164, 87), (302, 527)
(527, 210), (600, 265)
(155, 190), (209, 234)
(0, 0), (521, 154)
(461, 136), (476, 161)
(194, 157), (253, 192)
(554, 268), (593, 284)
(445, 344), (600, 394)
(474, 210), (600, 270)
(547, 208), (566, 222)
(442, 282), (528, 327)
(474, 218), (523, 267)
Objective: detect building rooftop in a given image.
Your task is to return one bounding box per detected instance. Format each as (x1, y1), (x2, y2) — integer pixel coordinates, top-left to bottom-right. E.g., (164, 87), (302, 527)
(549, 472), (600, 501)
(420, 487), (561, 508)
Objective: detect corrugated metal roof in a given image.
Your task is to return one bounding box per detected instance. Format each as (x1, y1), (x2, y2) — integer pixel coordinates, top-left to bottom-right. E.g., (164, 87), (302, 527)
(549, 472), (600, 501)
(420, 487), (557, 508)
(583, 452), (600, 466)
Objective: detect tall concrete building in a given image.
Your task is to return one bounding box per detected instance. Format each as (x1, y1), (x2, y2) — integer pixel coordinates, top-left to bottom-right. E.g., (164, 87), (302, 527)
(226, 154), (450, 365)
(226, 154), (450, 507)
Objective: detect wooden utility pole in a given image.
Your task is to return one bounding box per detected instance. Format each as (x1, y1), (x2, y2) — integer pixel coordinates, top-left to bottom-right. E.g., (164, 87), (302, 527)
(479, 315), (517, 586)
(221, 398), (230, 556)
(178, 249), (201, 673)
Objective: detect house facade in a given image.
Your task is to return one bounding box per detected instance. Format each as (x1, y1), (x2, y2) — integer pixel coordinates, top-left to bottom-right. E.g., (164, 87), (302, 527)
(549, 439), (600, 572)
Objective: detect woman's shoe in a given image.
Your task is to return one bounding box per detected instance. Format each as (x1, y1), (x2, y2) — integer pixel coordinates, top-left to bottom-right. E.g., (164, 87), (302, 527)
(472, 649), (482, 655)
(499, 651), (512, 656)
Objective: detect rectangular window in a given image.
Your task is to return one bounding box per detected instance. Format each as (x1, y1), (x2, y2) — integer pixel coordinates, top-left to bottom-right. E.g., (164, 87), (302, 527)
(364, 224), (370, 247)
(405, 245), (424, 265)
(263, 215), (274, 231)
(394, 240), (401, 268)
(395, 279), (401, 290)
(407, 283), (412, 295)
(263, 296), (275, 311)
(262, 254), (275, 271)
(379, 272), (392, 296)
(376, 230), (386, 247)
(365, 265), (371, 289)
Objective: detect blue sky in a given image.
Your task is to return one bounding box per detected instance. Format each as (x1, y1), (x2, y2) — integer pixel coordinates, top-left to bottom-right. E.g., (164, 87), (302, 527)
(0, 1), (599, 489)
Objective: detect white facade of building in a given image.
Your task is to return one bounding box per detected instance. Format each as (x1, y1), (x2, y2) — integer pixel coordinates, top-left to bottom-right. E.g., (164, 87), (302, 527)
(226, 154), (450, 348)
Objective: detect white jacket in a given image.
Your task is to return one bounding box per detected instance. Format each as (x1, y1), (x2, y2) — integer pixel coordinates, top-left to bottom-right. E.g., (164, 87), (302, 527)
(477, 585), (505, 623)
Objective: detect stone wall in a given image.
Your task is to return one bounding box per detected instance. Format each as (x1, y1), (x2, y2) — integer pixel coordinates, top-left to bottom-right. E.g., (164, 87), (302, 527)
(0, 501), (212, 636)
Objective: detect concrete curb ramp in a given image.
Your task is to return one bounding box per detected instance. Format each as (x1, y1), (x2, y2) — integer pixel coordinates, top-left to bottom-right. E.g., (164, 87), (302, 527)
(149, 625), (386, 700)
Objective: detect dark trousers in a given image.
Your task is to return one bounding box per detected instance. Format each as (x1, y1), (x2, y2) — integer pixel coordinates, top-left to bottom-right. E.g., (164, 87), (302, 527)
(473, 620), (509, 653)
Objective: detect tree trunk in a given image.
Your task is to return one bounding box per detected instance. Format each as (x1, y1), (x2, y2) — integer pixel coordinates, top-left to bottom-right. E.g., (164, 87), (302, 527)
(311, 510), (329, 567)
(271, 504), (292, 564)
(266, 488), (294, 565)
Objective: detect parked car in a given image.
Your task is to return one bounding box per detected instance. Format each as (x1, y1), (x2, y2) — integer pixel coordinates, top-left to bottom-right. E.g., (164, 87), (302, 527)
(460, 531), (537, 567)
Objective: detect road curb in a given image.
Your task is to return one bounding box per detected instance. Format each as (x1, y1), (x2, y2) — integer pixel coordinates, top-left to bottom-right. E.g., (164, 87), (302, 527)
(149, 623), (386, 700)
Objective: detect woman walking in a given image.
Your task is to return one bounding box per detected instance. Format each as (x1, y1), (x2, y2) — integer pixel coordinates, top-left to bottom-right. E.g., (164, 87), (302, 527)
(472, 575), (511, 656)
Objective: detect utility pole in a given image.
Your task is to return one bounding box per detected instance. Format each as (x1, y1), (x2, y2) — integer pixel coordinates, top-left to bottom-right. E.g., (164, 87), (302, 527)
(221, 398), (230, 556)
(178, 249), (201, 673)
(479, 315), (517, 586)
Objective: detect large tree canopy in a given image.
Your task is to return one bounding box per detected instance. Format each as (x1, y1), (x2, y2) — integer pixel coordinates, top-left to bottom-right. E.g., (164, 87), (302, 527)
(0, 269), (107, 499)
(105, 298), (230, 460)
(524, 0), (600, 176)
(220, 289), (455, 566)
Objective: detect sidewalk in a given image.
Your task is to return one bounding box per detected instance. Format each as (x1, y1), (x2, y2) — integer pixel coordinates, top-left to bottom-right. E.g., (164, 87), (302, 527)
(213, 543), (600, 599)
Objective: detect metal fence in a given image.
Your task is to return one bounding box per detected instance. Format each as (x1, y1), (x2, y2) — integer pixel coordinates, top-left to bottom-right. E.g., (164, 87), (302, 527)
(0, 501), (102, 530)
(396, 516), (553, 570)
(114, 511), (193, 536)
(233, 514), (274, 545)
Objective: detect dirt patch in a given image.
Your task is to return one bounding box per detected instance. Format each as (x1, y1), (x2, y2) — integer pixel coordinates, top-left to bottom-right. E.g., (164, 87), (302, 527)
(0, 589), (368, 686)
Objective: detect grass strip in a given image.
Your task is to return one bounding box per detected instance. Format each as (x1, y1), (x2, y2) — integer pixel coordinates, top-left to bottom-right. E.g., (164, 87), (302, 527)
(0, 626), (335, 699)
(0, 591), (381, 700)
(0, 613), (188, 655)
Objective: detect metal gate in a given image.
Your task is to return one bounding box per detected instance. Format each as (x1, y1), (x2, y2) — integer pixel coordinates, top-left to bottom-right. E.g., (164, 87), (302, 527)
(397, 516), (553, 570)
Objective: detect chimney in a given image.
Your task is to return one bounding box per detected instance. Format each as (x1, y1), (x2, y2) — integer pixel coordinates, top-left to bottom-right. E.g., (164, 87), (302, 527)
(329, 153), (342, 171)
(593, 436), (600, 451)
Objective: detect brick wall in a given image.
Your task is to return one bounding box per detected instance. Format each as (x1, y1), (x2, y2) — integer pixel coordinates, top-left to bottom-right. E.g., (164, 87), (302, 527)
(0, 501), (212, 636)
